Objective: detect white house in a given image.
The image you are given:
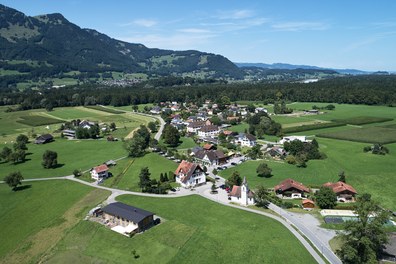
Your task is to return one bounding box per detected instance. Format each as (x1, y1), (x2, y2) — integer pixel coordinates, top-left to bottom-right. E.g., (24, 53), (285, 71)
(186, 121), (207, 133)
(174, 160), (206, 188)
(228, 177), (255, 206)
(279, 135), (309, 145)
(234, 133), (256, 147)
(197, 125), (219, 138)
(192, 149), (227, 166)
(255, 107), (268, 114)
(91, 164), (109, 180)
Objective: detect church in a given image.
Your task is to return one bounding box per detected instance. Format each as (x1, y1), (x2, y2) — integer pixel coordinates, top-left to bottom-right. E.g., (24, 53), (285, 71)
(228, 177), (255, 206)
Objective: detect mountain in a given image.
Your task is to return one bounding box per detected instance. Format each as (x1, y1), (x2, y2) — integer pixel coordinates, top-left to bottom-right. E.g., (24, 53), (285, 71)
(0, 4), (244, 80)
(235, 62), (369, 75)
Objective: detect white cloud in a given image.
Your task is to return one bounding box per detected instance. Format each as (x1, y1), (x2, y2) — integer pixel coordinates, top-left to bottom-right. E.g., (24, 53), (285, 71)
(178, 28), (211, 34)
(216, 9), (255, 20)
(120, 19), (157, 28)
(272, 21), (329, 31)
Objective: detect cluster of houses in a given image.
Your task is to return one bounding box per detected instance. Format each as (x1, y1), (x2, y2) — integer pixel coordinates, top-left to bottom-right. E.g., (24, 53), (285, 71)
(274, 178), (358, 208)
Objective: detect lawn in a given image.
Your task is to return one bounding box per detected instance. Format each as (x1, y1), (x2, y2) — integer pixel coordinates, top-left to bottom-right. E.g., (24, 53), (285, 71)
(0, 180), (110, 263)
(220, 137), (396, 210)
(45, 194), (316, 264)
(102, 153), (178, 191)
(229, 122), (249, 133)
(176, 136), (197, 149)
(47, 106), (113, 120)
(0, 138), (127, 179)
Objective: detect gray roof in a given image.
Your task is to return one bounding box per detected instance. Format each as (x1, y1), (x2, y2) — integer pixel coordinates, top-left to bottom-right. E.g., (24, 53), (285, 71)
(102, 202), (154, 223)
(194, 149), (226, 162)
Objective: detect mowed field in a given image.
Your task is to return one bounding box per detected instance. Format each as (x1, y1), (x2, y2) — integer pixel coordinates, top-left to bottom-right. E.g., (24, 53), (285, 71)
(0, 106), (156, 179)
(0, 180), (110, 264)
(43, 194), (316, 264)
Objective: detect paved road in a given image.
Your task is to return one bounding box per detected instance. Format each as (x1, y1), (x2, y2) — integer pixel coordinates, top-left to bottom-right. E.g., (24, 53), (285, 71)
(268, 203), (341, 264)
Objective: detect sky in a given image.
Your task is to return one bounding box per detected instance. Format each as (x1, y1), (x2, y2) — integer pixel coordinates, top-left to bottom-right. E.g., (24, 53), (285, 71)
(2, 0), (396, 71)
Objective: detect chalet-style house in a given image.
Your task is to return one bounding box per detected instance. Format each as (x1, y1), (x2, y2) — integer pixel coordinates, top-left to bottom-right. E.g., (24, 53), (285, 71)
(228, 177), (255, 206)
(35, 134), (54, 144)
(274, 178), (310, 198)
(266, 146), (287, 159)
(279, 136), (309, 145)
(234, 133), (256, 147)
(192, 149), (227, 166)
(175, 160), (206, 188)
(302, 199), (315, 209)
(101, 202), (154, 236)
(90, 164), (109, 180)
(79, 120), (96, 129)
(197, 125), (219, 138)
(323, 181), (357, 202)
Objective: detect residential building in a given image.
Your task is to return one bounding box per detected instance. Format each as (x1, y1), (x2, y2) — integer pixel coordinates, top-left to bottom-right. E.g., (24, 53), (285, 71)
(197, 125), (219, 138)
(274, 178), (310, 198)
(174, 160), (206, 188)
(279, 136), (309, 145)
(323, 181), (357, 202)
(91, 164), (109, 180)
(234, 133), (256, 147)
(187, 121), (207, 133)
(192, 149), (227, 166)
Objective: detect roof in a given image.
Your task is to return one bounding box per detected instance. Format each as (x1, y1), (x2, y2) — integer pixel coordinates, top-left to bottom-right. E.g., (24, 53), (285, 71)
(175, 160), (202, 183)
(228, 185), (254, 198)
(187, 121), (206, 128)
(302, 199), (315, 205)
(323, 181), (357, 194)
(274, 178), (310, 193)
(194, 149), (226, 162)
(94, 164), (109, 173)
(199, 125), (219, 133)
(238, 133), (256, 141)
(36, 134), (53, 140)
(203, 143), (214, 150)
(102, 202), (154, 223)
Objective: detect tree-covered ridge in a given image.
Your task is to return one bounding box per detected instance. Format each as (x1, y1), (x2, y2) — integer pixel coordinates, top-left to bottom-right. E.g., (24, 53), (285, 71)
(1, 75), (395, 110)
(0, 4), (244, 79)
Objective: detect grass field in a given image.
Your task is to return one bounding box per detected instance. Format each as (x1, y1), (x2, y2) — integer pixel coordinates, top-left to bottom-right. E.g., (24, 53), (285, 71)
(332, 116), (393, 125)
(43, 194), (316, 264)
(220, 137), (396, 210)
(0, 180), (110, 263)
(229, 122), (249, 133)
(0, 139), (127, 179)
(175, 136), (197, 149)
(102, 153), (178, 191)
(84, 105), (125, 114)
(46, 106), (114, 120)
(318, 126), (396, 144)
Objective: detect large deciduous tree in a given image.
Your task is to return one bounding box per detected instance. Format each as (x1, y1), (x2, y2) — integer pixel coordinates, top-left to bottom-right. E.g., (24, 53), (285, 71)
(337, 194), (389, 264)
(256, 163), (272, 178)
(226, 171), (242, 188)
(42, 150), (58, 168)
(163, 124), (180, 147)
(4, 171), (24, 191)
(315, 186), (337, 209)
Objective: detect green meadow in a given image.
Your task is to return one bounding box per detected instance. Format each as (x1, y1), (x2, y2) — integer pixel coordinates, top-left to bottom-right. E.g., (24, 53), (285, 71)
(44, 194), (316, 264)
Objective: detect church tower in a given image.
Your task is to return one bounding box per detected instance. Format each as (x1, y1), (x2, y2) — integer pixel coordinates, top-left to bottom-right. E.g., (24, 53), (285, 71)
(241, 176), (249, 206)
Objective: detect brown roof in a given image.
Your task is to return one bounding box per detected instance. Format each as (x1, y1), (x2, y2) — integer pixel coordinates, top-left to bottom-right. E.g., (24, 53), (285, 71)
(228, 185), (254, 198)
(194, 149), (226, 162)
(187, 121), (206, 128)
(274, 178), (310, 193)
(94, 164), (109, 173)
(175, 160), (202, 183)
(223, 130), (234, 136)
(323, 181), (357, 194)
(203, 144), (214, 150)
(302, 199), (315, 205)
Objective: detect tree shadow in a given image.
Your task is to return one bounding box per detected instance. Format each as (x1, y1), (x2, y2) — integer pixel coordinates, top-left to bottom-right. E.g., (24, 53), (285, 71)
(15, 184), (32, 191)
(25, 152), (33, 156)
(52, 163), (65, 169)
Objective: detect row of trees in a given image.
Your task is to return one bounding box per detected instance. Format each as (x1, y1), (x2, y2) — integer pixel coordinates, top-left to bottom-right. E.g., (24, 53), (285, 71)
(138, 167), (174, 194)
(283, 139), (325, 167)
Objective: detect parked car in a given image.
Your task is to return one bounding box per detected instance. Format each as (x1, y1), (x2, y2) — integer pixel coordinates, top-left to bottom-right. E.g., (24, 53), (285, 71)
(219, 184), (226, 189)
(231, 162), (237, 166)
(222, 166), (227, 169)
(216, 166), (223, 170)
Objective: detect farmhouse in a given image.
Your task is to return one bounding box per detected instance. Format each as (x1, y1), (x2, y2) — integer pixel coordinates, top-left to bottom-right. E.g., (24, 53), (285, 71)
(197, 125), (220, 138)
(175, 160), (206, 188)
(274, 178), (310, 198)
(101, 202), (154, 235)
(228, 177), (255, 206)
(35, 134), (53, 144)
(62, 129), (76, 138)
(323, 181), (357, 202)
(279, 136), (309, 145)
(90, 164), (109, 180)
(266, 146), (287, 159)
(234, 133), (256, 147)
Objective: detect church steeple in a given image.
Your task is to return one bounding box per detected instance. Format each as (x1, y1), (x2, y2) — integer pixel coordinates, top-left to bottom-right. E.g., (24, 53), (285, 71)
(241, 176), (249, 206)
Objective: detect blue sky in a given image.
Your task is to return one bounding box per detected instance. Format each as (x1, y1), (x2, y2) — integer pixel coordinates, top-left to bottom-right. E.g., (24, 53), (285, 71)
(2, 0), (396, 71)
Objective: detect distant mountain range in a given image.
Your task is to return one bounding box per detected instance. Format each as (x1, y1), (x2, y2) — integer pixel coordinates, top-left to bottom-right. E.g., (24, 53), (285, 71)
(0, 4), (244, 80)
(235, 62), (369, 75)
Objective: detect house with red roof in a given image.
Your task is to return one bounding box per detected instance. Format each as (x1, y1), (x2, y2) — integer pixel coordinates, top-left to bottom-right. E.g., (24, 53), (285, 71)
(174, 160), (206, 188)
(228, 177), (255, 206)
(323, 181), (357, 202)
(274, 178), (310, 199)
(91, 164), (109, 180)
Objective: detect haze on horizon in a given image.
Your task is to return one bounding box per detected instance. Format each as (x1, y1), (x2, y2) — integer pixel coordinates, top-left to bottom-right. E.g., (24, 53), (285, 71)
(2, 0), (396, 72)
